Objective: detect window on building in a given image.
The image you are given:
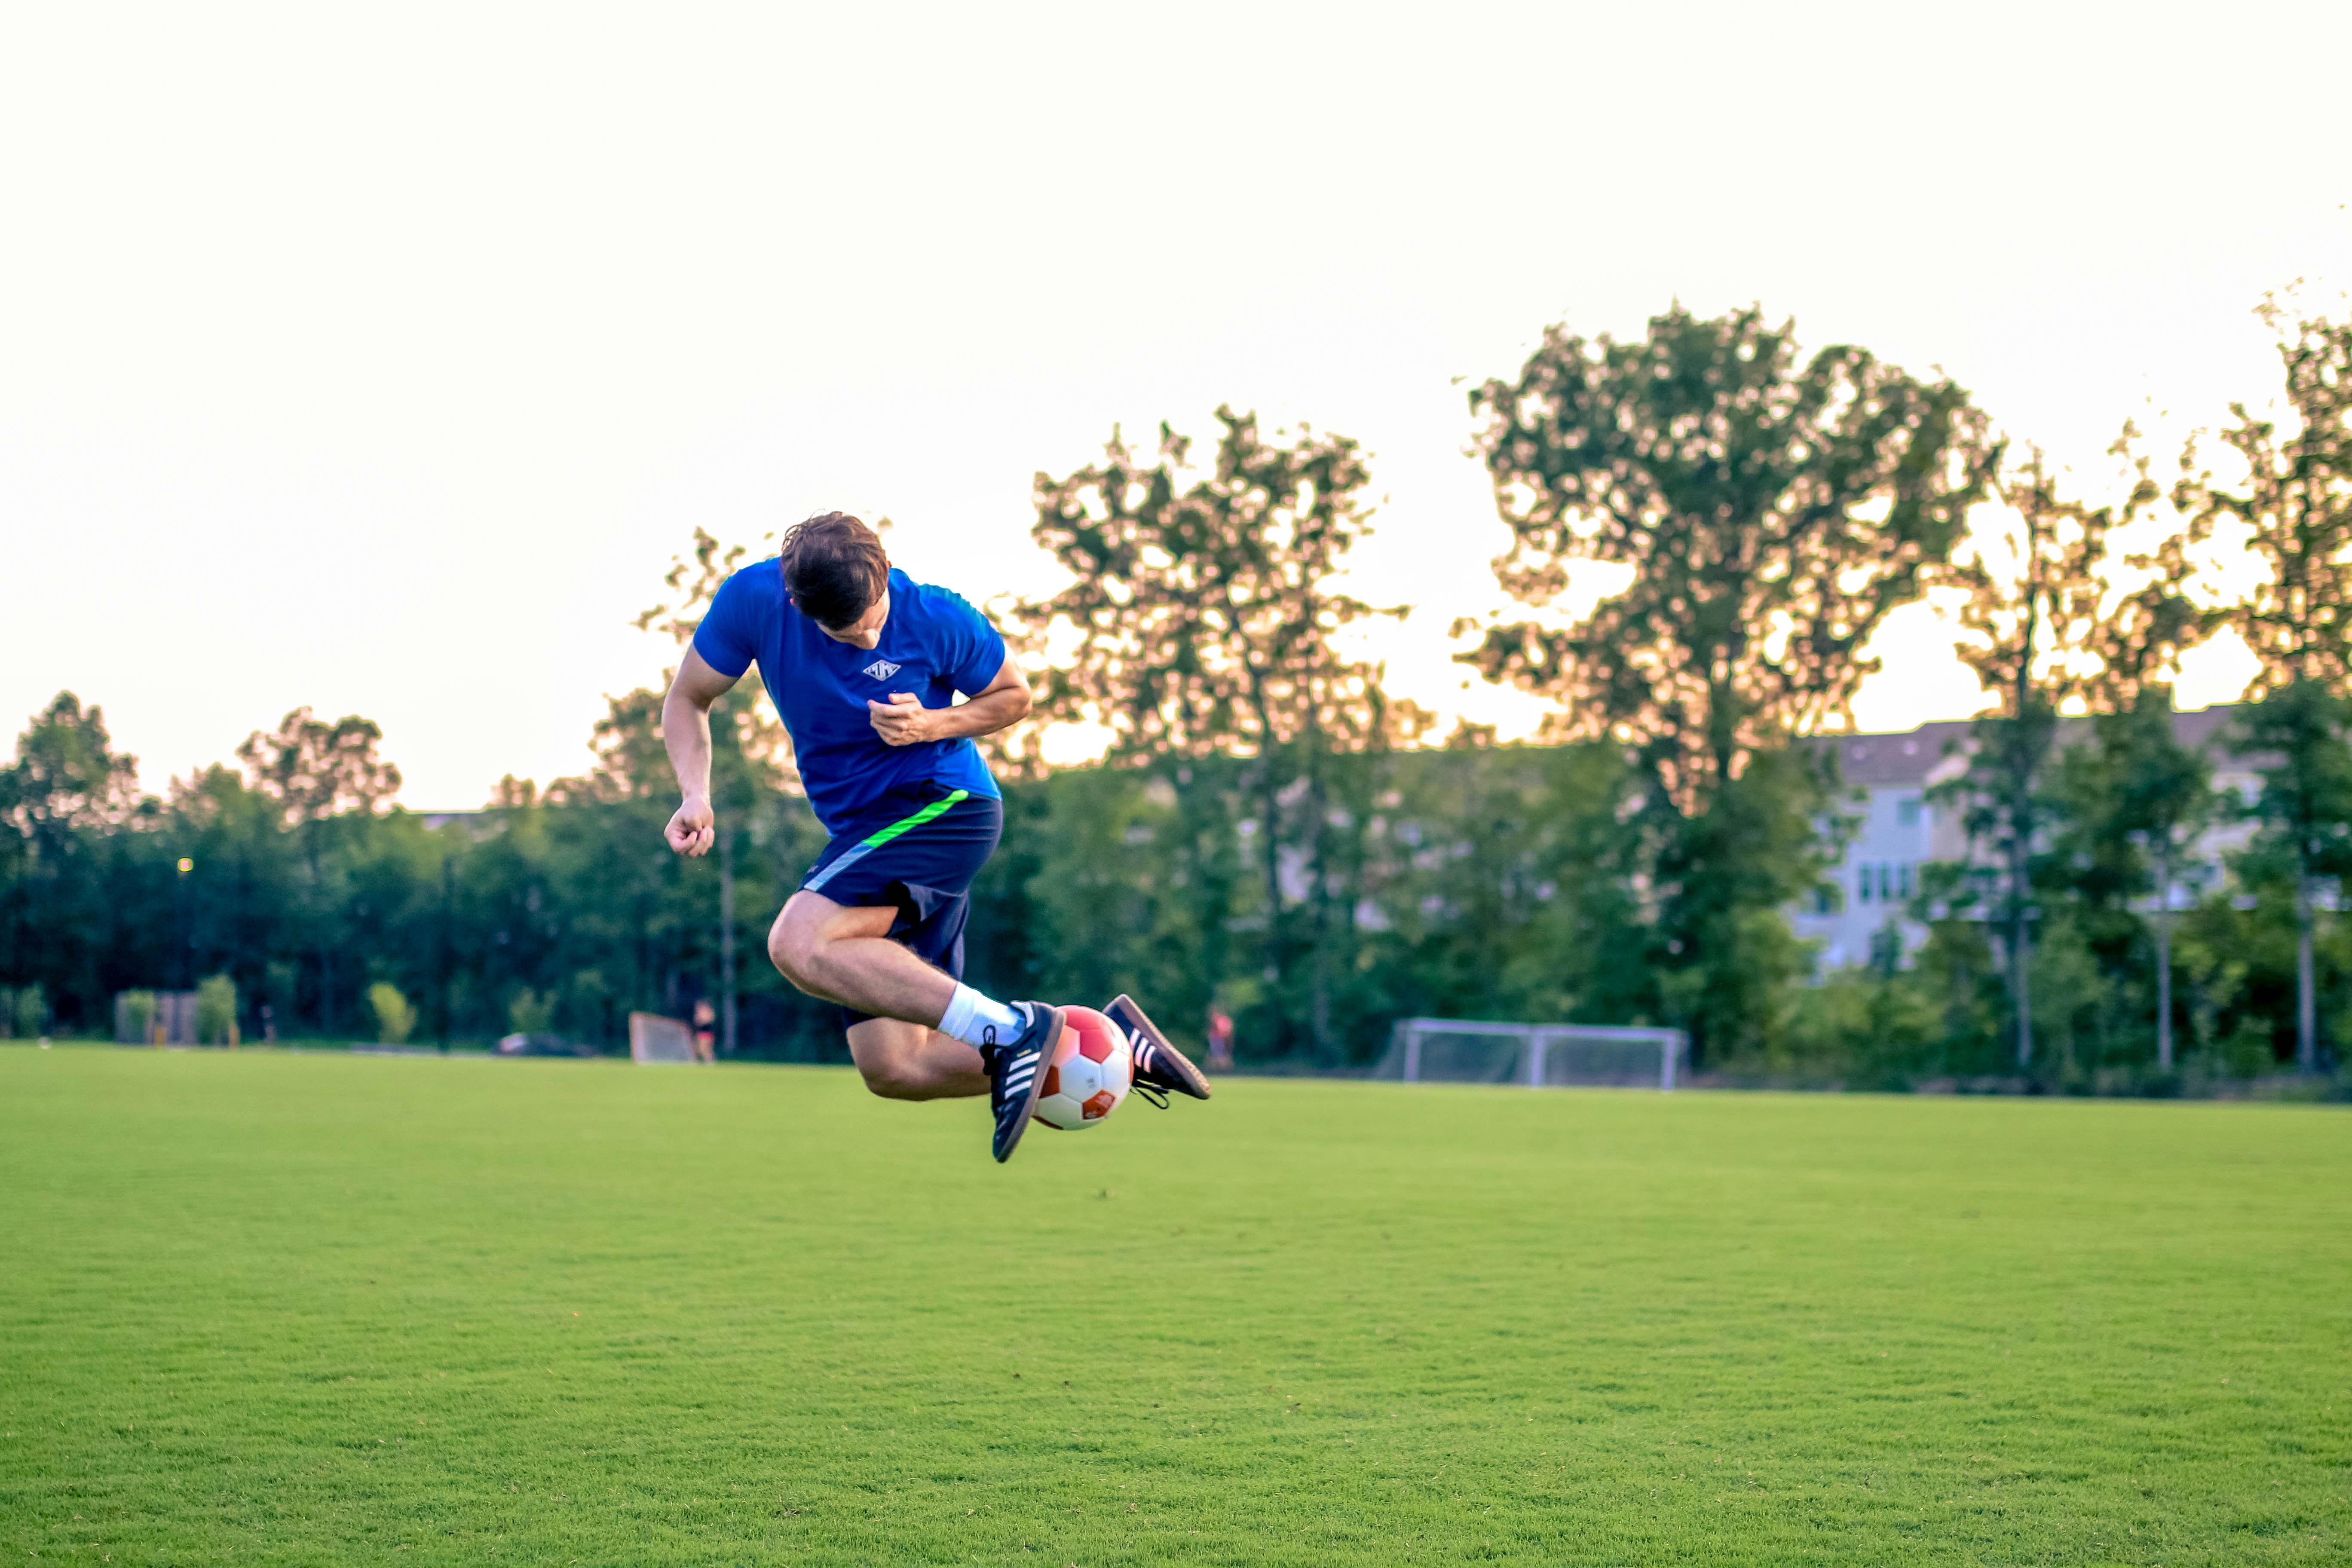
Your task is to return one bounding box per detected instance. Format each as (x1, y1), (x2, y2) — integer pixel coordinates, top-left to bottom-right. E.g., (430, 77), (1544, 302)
(1857, 868), (1871, 903)
(1897, 795), (1923, 829)
(1897, 861), (1914, 899)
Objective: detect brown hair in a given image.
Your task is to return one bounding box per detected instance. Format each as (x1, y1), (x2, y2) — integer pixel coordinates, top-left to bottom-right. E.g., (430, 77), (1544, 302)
(779, 512), (889, 629)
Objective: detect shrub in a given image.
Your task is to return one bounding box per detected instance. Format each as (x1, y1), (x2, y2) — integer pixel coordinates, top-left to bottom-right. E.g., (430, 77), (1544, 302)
(196, 974), (239, 1045)
(368, 982), (416, 1045)
(507, 987), (556, 1037)
(116, 989), (156, 1043)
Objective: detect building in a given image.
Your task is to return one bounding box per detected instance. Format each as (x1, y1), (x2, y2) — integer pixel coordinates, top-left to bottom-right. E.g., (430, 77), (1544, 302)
(1790, 705), (2257, 973)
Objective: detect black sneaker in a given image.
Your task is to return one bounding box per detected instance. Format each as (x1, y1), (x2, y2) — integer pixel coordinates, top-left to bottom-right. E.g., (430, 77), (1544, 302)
(980, 1001), (1063, 1164)
(1106, 993), (1212, 1107)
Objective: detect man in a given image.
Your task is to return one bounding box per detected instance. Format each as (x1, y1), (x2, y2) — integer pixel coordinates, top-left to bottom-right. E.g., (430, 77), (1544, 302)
(661, 512), (1209, 1162)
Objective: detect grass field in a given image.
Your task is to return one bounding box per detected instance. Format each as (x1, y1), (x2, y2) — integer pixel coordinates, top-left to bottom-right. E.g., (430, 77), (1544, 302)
(2, 1048), (2347, 1566)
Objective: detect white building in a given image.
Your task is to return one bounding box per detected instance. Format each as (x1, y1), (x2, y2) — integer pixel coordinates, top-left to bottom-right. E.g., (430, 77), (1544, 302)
(1789, 705), (2257, 973)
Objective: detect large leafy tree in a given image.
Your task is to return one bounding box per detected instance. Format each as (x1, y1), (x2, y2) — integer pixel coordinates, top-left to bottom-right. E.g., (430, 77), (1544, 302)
(0, 692), (142, 836)
(2212, 685), (2352, 1072)
(1937, 449), (2124, 1067)
(1018, 407), (1411, 762)
(610, 525), (802, 1053)
(236, 707), (401, 1029)
(2057, 442), (2223, 1073)
(2176, 299), (2352, 1072)
(624, 523), (802, 802)
(2185, 300), (2352, 689)
(1467, 304), (1997, 1058)
(0, 693), (144, 1016)
(1015, 406), (1425, 1056)
(2063, 697), (2224, 1075)
(235, 708), (402, 825)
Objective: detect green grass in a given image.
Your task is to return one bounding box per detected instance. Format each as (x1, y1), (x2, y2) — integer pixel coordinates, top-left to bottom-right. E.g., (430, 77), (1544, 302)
(2, 1048), (2347, 1565)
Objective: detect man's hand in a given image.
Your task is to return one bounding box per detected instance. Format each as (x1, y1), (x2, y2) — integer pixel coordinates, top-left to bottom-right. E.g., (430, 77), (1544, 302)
(867, 692), (937, 747)
(661, 649), (739, 858)
(666, 794), (716, 857)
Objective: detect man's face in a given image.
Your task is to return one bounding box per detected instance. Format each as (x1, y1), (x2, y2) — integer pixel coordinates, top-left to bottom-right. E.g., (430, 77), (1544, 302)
(815, 586), (891, 651)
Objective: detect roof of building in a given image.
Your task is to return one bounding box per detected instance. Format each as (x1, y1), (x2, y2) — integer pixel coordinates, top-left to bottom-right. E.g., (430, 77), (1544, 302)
(1819, 720), (1974, 788)
(1803, 704), (2245, 790)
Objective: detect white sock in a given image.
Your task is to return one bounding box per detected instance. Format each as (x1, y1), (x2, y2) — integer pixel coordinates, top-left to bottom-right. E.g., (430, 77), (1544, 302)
(938, 983), (1021, 1048)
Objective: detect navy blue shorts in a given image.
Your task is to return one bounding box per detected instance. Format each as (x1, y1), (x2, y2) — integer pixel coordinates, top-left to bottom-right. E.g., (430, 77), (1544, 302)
(799, 782), (1004, 1030)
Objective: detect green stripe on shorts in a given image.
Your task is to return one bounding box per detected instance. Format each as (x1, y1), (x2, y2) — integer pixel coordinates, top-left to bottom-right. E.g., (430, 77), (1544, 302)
(804, 789), (972, 894)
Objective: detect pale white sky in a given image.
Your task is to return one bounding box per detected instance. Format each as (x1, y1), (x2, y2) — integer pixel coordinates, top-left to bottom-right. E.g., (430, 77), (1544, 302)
(2, 3), (2344, 806)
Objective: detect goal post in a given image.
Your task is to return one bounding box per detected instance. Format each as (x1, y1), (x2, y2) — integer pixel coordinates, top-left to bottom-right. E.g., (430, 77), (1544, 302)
(1380, 1018), (1687, 1092)
(628, 1011), (696, 1064)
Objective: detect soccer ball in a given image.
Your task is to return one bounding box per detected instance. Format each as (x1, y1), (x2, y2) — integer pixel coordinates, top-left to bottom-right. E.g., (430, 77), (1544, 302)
(1033, 1006), (1132, 1131)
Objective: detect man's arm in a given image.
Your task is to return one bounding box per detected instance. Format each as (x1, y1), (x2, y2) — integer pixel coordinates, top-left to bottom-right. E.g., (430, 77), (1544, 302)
(662, 646), (742, 857)
(866, 656), (1032, 747)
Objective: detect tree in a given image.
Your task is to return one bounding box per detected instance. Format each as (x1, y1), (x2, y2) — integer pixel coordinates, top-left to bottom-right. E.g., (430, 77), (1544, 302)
(1938, 449), (2123, 1068)
(236, 707), (401, 1031)
(635, 525), (761, 649)
(2048, 695), (2225, 1074)
(0, 693), (144, 1023)
(2064, 449), (2223, 1073)
(2234, 683), (2352, 1072)
(1467, 304), (1997, 1059)
(622, 525), (802, 1054)
(2177, 298), (2352, 1070)
(1015, 406), (1425, 1055)
(236, 708), (401, 825)
(625, 524), (802, 804)
(0, 692), (142, 835)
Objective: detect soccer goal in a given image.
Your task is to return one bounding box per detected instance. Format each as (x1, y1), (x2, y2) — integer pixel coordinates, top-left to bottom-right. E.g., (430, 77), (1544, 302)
(1375, 1018), (1687, 1092)
(628, 1011), (696, 1064)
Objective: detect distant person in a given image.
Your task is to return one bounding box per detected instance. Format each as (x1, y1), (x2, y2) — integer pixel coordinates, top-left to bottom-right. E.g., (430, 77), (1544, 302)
(1206, 1008), (1235, 1073)
(661, 513), (1210, 1162)
(691, 998), (717, 1063)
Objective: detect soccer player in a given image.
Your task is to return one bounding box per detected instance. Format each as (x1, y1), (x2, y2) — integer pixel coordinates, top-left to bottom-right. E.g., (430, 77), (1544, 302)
(659, 513), (1209, 1162)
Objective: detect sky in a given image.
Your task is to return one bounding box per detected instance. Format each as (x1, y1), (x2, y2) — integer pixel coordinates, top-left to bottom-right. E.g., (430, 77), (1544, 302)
(2, 2), (2346, 807)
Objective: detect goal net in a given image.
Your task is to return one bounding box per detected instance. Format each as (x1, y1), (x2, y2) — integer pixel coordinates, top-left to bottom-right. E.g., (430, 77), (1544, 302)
(628, 1011), (696, 1064)
(1372, 1018), (1687, 1091)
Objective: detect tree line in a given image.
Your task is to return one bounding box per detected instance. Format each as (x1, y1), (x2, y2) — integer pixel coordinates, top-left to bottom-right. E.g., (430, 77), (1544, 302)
(4, 297), (2349, 1091)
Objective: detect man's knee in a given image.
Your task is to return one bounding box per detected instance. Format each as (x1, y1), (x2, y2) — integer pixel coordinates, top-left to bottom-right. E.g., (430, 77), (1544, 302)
(768, 906), (827, 993)
(769, 895), (892, 997)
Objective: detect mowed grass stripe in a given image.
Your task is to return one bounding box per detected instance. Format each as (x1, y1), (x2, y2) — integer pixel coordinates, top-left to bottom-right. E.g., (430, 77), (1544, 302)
(1, 1046), (2345, 1565)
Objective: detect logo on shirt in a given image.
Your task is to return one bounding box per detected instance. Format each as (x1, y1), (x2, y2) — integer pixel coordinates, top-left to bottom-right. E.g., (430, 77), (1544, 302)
(861, 659), (902, 682)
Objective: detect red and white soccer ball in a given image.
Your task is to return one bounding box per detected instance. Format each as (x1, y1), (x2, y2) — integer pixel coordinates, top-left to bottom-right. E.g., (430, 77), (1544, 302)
(1033, 1005), (1132, 1131)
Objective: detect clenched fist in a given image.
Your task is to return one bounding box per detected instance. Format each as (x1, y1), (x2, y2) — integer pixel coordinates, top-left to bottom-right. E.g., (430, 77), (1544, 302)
(665, 794), (715, 856)
(867, 692), (937, 747)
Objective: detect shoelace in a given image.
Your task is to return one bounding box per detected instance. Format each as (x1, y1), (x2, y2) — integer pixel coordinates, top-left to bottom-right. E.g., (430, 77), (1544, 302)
(977, 1025), (1026, 1105)
(1128, 1041), (1172, 1109)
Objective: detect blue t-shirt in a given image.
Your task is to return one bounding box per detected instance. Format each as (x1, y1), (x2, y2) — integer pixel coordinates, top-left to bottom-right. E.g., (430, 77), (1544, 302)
(692, 563), (1005, 836)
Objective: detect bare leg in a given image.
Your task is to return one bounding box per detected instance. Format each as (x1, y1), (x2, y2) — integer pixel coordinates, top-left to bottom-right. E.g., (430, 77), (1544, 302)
(845, 1017), (988, 1100)
(769, 891), (988, 1100)
(769, 891), (959, 1019)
